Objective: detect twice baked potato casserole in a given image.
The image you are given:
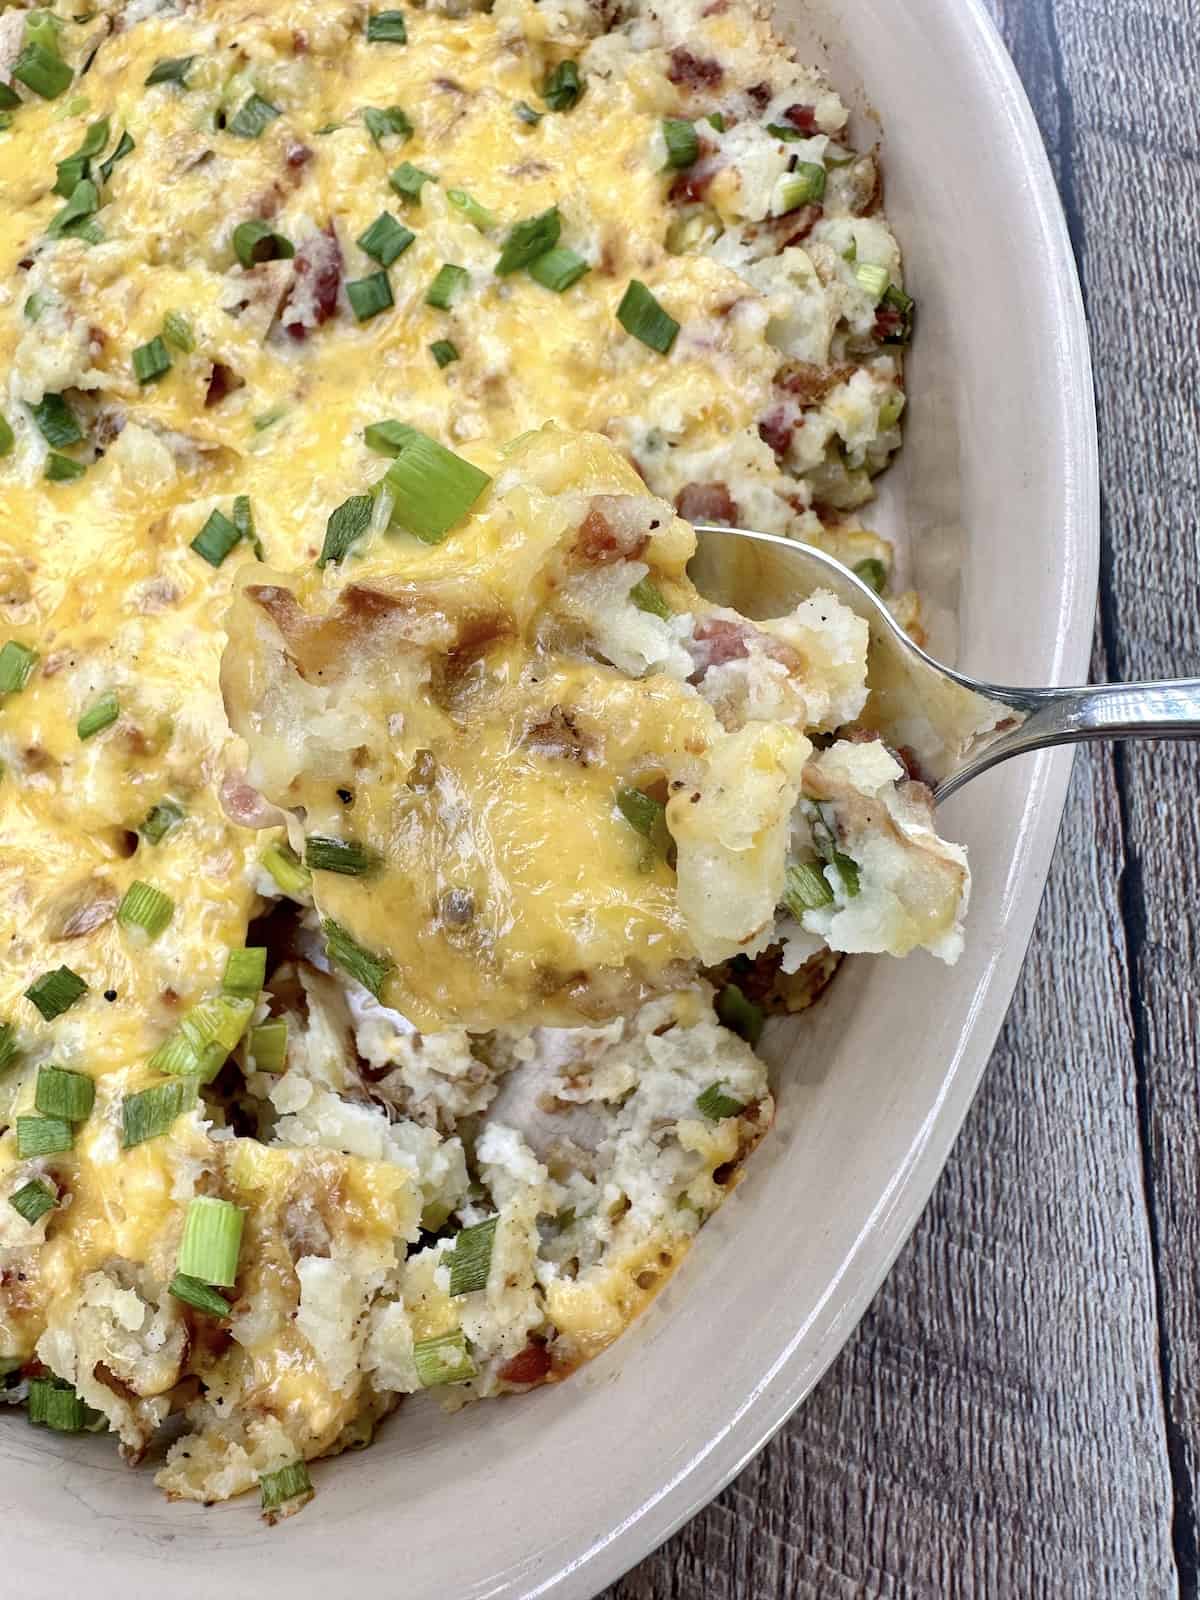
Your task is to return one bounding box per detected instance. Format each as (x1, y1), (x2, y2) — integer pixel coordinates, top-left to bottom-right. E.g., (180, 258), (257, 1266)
(0, 0), (966, 1518)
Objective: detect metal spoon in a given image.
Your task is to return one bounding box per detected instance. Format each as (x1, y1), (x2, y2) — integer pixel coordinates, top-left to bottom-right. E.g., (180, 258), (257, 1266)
(689, 521), (1200, 803)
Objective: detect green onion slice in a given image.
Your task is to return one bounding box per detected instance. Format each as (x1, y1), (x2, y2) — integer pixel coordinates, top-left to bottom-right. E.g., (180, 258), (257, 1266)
(0, 1024), (18, 1073)
(162, 310), (195, 353)
(232, 494), (262, 558)
(140, 799), (184, 844)
(766, 121), (814, 142)
(540, 59), (583, 112)
(228, 93), (280, 139)
(357, 211), (413, 267)
(169, 1272), (231, 1316)
(662, 118), (698, 168)
(318, 494), (374, 568)
(98, 128), (134, 184)
(248, 1017), (288, 1073)
(232, 219), (295, 269)
(495, 207), (560, 276)
(413, 1327), (477, 1387)
(191, 508), (241, 567)
(447, 188), (495, 230)
(46, 177), (98, 239)
(44, 451), (86, 483)
(833, 851), (860, 896)
(0, 415), (13, 457)
(35, 1065), (94, 1121)
(628, 576), (671, 619)
(430, 338), (459, 368)
(714, 982), (764, 1047)
(363, 419), (419, 456)
(16, 1115), (73, 1158)
(53, 115), (109, 196)
(150, 995), (254, 1083)
(782, 860), (834, 915)
(774, 163), (825, 213)
(616, 786), (670, 858)
(0, 84), (20, 112)
(260, 841), (312, 898)
(25, 966), (87, 1021)
(617, 280), (679, 355)
(9, 1178), (57, 1225)
(144, 55), (194, 87)
(260, 1460), (313, 1514)
(363, 104), (412, 144)
(877, 283), (915, 345)
(366, 10), (407, 43)
(121, 1077), (197, 1148)
(514, 100), (542, 126)
(854, 262), (889, 301)
(117, 880), (174, 940)
(528, 245), (589, 293)
(346, 269), (393, 322)
(304, 836), (378, 876)
(28, 1376), (90, 1431)
(447, 1215), (498, 1297)
(221, 946), (267, 997)
(389, 160), (435, 201)
(30, 393), (82, 448)
(322, 918), (393, 998)
(178, 1195), (244, 1287)
(132, 335), (171, 385)
(77, 690), (119, 740)
(425, 262), (468, 309)
(695, 1082), (747, 1121)
(0, 640), (39, 696)
(383, 428), (491, 544)
(13, 40), (72, 100)
(852, 557), (887, 594)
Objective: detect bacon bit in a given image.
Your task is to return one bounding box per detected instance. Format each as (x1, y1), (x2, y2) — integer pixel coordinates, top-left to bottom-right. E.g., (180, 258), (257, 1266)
(766, 202), (823, 250)
(701, 0), (730, 12)
(598, 232), (623, 277)
(523, 706), (594, 765)
(675, 481), (738, 525)
(875, 304), (907, 342)
(746, 81), (771, 110)
(667, 48), (723, 89)
(285, 141), (313, 170)
(498, 1343), (552, 1385)
(783, 103), (819, 135)
(93, 409), (125, 449)
(778, 360), (855, 406)
(574, 496), (654, 564)
(87, 324), (108, 350)
(434, 76), (465, 93)
(758, 406), (795, 458)
(690, 617), (751, 670)
(51, 884), (118, 940)
(219, 771), (286, 830)
(291, 27), (309, 52)
(282, 225), (343, 340)
(205, 361), (244, 407)
(668, 165), (715, 205)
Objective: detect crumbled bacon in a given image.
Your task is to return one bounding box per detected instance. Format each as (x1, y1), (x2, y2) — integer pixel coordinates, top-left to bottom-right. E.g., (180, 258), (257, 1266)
(668, 164), (715, 205)
(758, 405), (795, 457)
(574, 495), (657, 564)
(689, 617), (752, 671)
(778, 360), (855, 406)
(783, 103), (819, 135)
(765, 202), (823, 250)
(746, 81), (771, 110)
(285, 141), (313, 170)
(675, 481), (738, 525)
(875, 303), (908, 342)
(281, 225), (343, 340)
(667, 48), (723, 89)
(523, 706), (594, 765)
(219, 770), (285, 830)
(291, 27), (308, 52)
(498, 1343), (553, 1385)
(205, 361), (244, 407)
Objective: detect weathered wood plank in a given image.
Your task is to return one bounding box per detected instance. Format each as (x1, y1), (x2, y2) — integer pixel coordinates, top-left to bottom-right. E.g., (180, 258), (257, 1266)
(604, 0), (1195, 1591)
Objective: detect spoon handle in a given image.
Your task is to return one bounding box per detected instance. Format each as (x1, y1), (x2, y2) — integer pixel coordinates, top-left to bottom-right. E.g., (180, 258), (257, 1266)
(936, 679), (1200, 801)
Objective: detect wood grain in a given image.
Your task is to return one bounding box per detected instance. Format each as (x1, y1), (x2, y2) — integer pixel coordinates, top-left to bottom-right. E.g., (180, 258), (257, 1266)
(604, 0), (1200, 1592)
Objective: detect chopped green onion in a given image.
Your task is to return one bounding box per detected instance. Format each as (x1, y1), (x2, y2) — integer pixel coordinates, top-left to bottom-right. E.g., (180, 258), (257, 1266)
(253, 406), (286, 432)
(44, 451), (86, 483)
(163, 312), (195, 355)
(430, 338), (459, 368)
(30, 393), (82, 448)
(357, 211), (413, 267)
(0, 415), (13, 457)
(132, 335), (171, 385)
(413, 1327), (477, 1387)
(46, 177), (98, 238)
(53, 115), (108, 196)
(495, 207), (560, 276)
(447, 188), (495, 230)
(322, 918), (393, 998)
(766, 121), (814, 142)
(140, 799), (184, 844)
(97, 128), (133, 183)
(0, 640), (38, 696)
(190, 508), (241, 567)
(782, 860), (834, 915)
(116, 880), (174, 941)
(540, 59), (583, 112)
(833, 851), (860, 896)
(346, 269), (394, 322)
(0, 1024), (18, 1073)
(178, 1195), (244, 1287)
(16, 1116), (73, 1158)
(383, 428), (491, 544)
(144, 55), (194, 87)
(854, 262), (889, 301)
(714, 982), (764, 1047)
(364, 419), (419, 456)
(389, 160), (435, 201)
(528, 246), (589, 293)
(447, 1215), (498, 1296)
(260, 1461), (313, 1514)
(24, 291), (47, 321)
(222, 946), (267, 997)
(28, 1376), (89, 1431)
(425, 262), (468, 309)
(23, 11), (64, 52)
(25, 966), (86, 1021)
(616, 280), (679, 355)
(317, 493), (374, 568)
(877, 393), (905, 431)
(260, 841), (312, 898)
(695, 1082), (747, 1121)
(35, 1065), (95, 1121)
(616, 785), (668, 844)
(169, 1273), (231, 1316)
(773, 162), (825, 212)
(366, 10), (407, 43)
(304, 836), (378, 876)
(662, 117), (698, 169)
(9, 1178), (57, 1225)
(13, 41), (72, 100)
(363, 104), (412, 144)
(232, 494), (262, 558)
(707, 112), (726, 132)
(228, 93), (280, 139)
(877, 283), (915, 345)
(232, 219), (295, 269)
(150, 995), (253, 1082)
(514, 100), (542, 126)
(629, 576), (671, 619)
(853, 557), (887, 594)
(0, 84), (19, 111)
(121, 1076), (197, 1148)
(248, 1018), (288, 1073)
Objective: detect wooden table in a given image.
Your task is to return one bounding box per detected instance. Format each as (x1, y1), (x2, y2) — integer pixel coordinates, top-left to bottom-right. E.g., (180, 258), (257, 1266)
(606, 1), (1200, 1593)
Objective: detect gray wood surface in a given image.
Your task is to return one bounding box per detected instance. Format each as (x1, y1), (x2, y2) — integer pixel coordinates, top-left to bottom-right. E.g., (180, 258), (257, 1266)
(606, 0), (1200, 1593)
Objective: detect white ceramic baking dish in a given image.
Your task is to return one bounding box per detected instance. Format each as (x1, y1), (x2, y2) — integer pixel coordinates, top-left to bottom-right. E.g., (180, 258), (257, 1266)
(2, 0), (1097, 1592)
